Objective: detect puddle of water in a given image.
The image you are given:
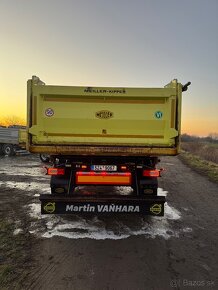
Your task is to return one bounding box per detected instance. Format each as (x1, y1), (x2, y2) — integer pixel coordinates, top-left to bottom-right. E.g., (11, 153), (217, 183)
(28, 187), (184, 240)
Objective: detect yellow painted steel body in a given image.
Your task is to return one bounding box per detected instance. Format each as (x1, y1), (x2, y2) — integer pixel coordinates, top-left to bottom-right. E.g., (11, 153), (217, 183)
(27, 76), (183, 156)
(18, 129), (27, 146)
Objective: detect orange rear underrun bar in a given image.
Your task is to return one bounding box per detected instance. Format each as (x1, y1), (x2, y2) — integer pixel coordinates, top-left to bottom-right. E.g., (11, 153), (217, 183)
(76, 172), (132, 185)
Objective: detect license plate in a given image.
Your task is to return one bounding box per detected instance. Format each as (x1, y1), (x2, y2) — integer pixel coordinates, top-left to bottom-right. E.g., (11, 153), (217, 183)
(91, 165), (117, 171)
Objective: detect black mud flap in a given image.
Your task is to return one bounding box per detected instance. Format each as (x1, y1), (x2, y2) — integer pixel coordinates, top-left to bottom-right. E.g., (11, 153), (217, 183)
(40, 195), (166, 216)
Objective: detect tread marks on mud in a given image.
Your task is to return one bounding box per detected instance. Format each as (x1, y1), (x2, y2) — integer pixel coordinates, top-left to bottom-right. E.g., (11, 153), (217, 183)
(27, 251), (69, 290)
(166, 243), (181, 289)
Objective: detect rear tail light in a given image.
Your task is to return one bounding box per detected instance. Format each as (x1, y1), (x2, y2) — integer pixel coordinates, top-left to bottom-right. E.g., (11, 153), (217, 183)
(81, 165), (87, 169)
(143, 169), (160, 177)
(120, 165), (127, 171)
(47, 168), (65, 175)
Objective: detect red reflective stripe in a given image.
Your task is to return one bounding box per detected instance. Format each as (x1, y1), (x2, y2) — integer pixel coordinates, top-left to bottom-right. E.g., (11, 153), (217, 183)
(76, 172), (132, 185)
(143, 170), (160, 177)
(47, 168), (65, 175)
(77, 181), (131, 185)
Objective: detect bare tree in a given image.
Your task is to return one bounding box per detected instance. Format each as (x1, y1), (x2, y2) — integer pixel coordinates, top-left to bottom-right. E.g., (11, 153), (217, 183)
(208, 133), (218, 140)
(0, 115), (26, 127)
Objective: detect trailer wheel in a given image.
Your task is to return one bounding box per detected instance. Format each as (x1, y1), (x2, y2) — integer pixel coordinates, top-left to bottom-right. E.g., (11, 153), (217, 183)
(2, 144), (16, 156)
(40, 154), (50, 163)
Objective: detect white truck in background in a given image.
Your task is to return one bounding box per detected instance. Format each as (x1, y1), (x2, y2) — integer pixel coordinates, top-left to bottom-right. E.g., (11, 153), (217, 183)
(0, 126), (26, 156)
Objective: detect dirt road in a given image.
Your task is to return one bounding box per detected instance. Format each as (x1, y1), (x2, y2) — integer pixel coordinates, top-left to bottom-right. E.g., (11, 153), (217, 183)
(0, 154), (217, 290)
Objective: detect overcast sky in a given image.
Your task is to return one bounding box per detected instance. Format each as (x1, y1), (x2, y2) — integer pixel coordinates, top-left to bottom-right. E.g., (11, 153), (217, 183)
(0, 0), (217, 135)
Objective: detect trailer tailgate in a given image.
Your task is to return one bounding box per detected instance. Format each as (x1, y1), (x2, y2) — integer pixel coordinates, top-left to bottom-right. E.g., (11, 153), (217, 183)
(27, 77), (182, 155)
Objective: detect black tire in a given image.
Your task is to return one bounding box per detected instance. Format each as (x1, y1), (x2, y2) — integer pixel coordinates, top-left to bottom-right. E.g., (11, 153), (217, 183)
(2, 144), (16, 156)
(139, 178), (158, 195)
(0, 144), (4, 155)
(40, 154), (50, 163)
(50, 175), (69, 194)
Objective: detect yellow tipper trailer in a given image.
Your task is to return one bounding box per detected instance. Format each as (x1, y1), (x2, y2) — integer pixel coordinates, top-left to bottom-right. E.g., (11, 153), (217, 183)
(28, 76), (191, 216)
(27, 76), (189, 156)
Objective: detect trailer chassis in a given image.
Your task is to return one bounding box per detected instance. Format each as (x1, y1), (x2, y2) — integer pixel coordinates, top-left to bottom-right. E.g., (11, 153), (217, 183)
(39, 155), (166, 216)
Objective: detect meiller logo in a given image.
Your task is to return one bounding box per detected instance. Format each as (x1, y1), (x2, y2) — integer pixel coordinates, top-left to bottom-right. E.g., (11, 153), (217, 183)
(84, 87), (126, 94)
(66, 204), (140, 213)
(95, 110), (114, 119)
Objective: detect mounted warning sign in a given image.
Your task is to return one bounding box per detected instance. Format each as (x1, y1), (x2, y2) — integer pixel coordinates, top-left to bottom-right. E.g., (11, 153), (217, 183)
(45, 108), (54, 117)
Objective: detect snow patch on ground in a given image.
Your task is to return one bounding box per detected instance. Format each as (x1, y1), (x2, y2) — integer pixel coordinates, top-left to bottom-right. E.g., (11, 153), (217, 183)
(0, 156), (187, 240)
(0, 181), (50, 193)
(0, 163), (46, 177)
(164, 203), (181, 220)
(13, 228), (23, 235)
(182, 227), (193, 233)
(158, 187), (168, 197)
(27, 187), (184, 240)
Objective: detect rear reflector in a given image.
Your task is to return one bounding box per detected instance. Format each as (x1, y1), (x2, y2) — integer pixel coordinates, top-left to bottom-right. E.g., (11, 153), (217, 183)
(76, 172), (131, 185)
(47, 168), (65, 175)
(81, 165), (87, 169)
(120, 166), (127, 170)
(143, 169), (160, 177)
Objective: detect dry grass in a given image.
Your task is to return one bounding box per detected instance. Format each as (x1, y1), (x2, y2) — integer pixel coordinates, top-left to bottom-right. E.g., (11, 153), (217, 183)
(0, 220), (29, 289)
(180, 142), (218, 183)
(181, 142), (218, 164)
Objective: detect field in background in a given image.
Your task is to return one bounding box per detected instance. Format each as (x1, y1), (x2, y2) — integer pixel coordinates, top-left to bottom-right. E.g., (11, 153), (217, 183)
(181, 141), (218, 164)
(180, 140), (218, 183)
